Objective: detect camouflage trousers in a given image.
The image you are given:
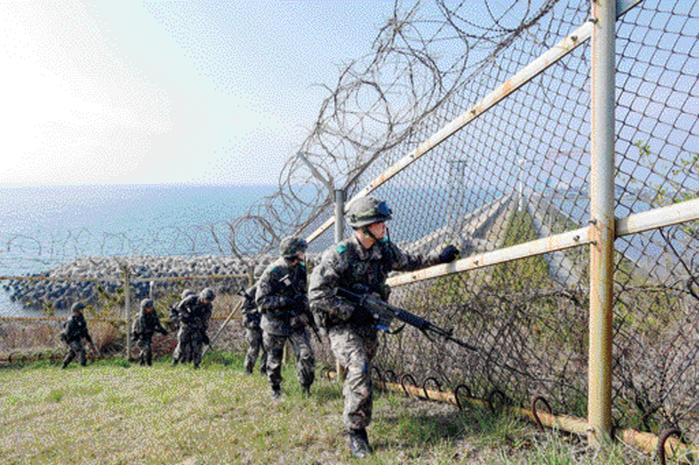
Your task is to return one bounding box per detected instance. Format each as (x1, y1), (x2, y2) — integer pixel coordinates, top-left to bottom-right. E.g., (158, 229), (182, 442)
(175, 326), (204, 367)
(328, 326), (379, 431)
(63, 340), (87, 367)
(136, 337), (153, 366)
(262, 329), (315, 390)
(244, 327), (267, 373)
(172, 326), (191, 363)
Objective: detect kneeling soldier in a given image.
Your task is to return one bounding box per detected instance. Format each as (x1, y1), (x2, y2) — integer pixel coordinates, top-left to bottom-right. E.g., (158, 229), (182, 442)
(60, 302), (96, 368)
(256, 236), (315, 400)
(132, 298), (167, 366)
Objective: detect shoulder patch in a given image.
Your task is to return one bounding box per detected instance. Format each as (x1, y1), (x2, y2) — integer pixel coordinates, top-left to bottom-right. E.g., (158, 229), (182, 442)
(335, 243), (348, 254)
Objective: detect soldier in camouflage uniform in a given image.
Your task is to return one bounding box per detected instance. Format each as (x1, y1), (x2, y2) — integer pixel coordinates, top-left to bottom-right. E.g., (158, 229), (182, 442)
(309, 196), (459, 458)
(175, 288), (215, 368)
(171, 289), (196, 364)
(60, 302), (96, 368)
(132, 298), (168, 366)
(256, 236), (315, 400)
(241, 264), (268, 375)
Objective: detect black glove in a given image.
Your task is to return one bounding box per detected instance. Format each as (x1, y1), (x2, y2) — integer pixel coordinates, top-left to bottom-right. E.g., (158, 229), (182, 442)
(202, 334), (210, 345)
(438, 245), (459, 263)
(350, 305), (376, 326)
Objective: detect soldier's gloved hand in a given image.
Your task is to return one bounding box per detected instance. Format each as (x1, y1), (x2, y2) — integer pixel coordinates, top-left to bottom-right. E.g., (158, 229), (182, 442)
(202, 334), (210, 345)
(350, 305), (377, 326)
(290, 313), (309, 329)
(438, 245), (459, 263)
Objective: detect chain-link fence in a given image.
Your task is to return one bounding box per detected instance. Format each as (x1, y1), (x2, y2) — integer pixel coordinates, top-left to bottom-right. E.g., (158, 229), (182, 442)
(1, 0), (697, 458)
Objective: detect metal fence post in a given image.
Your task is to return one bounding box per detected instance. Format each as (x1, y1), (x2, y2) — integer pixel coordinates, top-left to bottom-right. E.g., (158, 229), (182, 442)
(123, 266), (132, 361)
(334, 189), (347, 382)
(588, 0), (616, 445)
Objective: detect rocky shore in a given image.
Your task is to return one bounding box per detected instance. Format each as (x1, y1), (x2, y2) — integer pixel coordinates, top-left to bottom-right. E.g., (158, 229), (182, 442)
(2, 255), (276, 311)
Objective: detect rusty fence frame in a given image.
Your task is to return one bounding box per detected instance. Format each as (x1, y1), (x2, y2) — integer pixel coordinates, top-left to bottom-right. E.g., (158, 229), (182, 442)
(299, 0), (697, 453)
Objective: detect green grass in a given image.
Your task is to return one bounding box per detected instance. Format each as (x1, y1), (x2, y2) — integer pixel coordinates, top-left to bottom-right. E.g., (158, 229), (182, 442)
(0, 352), (661, 464)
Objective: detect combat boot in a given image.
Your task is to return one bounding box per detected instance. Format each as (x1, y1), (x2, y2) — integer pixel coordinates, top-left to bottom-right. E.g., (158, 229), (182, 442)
(348, 428), (371, 458)
(244, 363), (253, 375)
(260, 365), (267, 375)
(301, 385), (311, 397)
(271, 386), (282, 401)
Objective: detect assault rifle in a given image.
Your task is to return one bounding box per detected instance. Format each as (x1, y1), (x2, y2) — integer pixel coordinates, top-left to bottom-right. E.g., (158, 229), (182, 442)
(336, 287), (477, 351)
(237, 287), (255, 308)
(279, 273), (322, 343)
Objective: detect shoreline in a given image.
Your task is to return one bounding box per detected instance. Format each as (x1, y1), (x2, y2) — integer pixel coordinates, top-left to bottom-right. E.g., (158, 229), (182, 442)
(0, 254), (274, 315)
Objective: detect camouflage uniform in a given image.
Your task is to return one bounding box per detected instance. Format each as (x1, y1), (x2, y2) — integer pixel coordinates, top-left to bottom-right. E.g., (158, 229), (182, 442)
(309, 234), (443, 431)
(60, 308), (93, 368)
(176, 292), (213, 368)
(256, 257), (315, 395)
(241, 284), (267, 374)
(171, 289), (195, 364)
(132, 299), (167, 366)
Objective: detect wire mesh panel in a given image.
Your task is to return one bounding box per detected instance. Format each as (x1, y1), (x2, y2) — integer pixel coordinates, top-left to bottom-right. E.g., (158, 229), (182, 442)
(610, 0), (699, 441)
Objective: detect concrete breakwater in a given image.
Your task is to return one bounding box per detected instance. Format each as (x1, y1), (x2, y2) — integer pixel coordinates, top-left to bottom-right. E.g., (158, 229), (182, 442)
(2, 255), (275, 311)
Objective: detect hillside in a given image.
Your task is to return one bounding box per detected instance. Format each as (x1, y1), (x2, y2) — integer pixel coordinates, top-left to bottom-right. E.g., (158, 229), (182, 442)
(0, 353), (656, 465)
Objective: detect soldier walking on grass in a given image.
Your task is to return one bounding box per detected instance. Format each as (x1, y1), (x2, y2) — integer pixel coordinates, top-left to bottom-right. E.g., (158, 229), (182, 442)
(256, 236), (315, 400)
(60, 302), (97, 368)
(240, 264), (268, 375)
(175, 287), (215, 368)
(171, 288), (195, 364)
(309, 196), (459, 458)
(132, 298), (167, 366)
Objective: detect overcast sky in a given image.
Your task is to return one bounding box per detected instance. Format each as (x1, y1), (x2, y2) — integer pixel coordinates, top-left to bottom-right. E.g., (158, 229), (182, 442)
(0, 1), (397, 186)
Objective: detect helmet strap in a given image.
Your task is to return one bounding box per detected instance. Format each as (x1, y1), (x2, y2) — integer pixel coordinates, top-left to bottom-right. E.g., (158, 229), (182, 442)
(362, 225), (380, 244)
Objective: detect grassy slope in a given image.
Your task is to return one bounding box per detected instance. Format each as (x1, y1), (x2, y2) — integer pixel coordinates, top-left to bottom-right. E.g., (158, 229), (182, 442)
(0, 354), (654, 465)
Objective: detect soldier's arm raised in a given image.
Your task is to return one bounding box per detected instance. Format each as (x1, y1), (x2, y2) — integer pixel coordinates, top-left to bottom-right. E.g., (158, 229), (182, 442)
(387, 241), (458, 272)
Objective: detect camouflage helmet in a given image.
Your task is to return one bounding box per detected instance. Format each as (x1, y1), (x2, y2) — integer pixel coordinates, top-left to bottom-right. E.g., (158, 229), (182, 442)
(140, 298), (154, 310)
(181, 288), (195, 299)
(71, 302), (86, 313)
(199, 287), (216, 302)
(347, 196), (392, 228)
(279, 236), (308, 258)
